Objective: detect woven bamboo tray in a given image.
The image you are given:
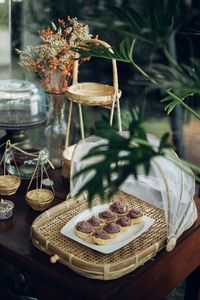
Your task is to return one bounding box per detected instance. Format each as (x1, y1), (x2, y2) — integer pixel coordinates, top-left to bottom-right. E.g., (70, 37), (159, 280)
(31, 191), (167, 280)
(66, 83), (122, 107)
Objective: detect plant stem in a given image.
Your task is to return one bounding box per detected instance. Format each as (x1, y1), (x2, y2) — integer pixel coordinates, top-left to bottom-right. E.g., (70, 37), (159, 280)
(166, 90), (200, 120)
(162, 46), (182, 72)
(130, 58), (200, 120)
(131, 59), (158, 85)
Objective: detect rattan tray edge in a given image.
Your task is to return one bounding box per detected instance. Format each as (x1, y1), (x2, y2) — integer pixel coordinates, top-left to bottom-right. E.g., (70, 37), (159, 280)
(31, 192), (167, 280)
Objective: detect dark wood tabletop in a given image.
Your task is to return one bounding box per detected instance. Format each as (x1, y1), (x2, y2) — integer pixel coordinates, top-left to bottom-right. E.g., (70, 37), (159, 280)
(0, 170), (200, 300)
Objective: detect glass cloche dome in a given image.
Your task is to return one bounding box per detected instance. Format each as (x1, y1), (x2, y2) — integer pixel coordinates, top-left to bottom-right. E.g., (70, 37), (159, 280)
(0, 79), (46, 129)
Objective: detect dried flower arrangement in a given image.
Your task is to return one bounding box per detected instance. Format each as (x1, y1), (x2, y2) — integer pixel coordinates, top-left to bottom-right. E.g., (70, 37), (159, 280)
(16, 17), (93, 93)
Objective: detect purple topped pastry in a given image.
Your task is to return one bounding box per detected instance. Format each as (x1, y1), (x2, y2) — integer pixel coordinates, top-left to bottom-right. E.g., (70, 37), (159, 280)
(76, 221), (93, 233)
(92, 230), (110, 240)
(127, 208), (144, 224)
(98, 210), (116, 223)
(87, 216), (105, 228)
(110, 200), (128, 215)
(104, 222), (121, 237)
(91, 229), (111, 245)
(128, 208), (143, 218)
(116, 216), (132, 230)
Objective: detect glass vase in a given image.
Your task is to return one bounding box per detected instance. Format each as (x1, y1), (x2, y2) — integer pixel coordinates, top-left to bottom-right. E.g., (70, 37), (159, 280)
(45, 92), (67, 168)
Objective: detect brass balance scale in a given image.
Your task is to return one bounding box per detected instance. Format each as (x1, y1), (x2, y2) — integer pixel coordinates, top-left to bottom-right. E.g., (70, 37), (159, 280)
(0, 140), (55, 211)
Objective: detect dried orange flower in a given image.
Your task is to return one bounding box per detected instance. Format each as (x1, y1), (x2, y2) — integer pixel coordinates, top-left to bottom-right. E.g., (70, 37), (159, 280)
(16, 17), (93, 93)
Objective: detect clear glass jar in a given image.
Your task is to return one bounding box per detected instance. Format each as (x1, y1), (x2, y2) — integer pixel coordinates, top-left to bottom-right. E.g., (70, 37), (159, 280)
(45, 92), (67, 168)
(4, 148), (49, 180)
(0, 79), (46, 129)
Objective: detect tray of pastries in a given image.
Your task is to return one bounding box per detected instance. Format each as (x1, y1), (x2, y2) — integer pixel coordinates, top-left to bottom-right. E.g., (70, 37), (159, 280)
(61, 199), (155, 254)
(31, 191), (166, 280)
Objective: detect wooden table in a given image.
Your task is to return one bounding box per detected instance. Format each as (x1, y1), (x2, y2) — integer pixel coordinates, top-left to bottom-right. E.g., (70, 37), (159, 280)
(0, 171), (199, 300)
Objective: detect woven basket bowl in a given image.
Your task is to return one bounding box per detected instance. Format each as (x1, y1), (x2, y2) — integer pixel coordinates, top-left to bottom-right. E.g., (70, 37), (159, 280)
(66, 82), (122, 106)
(0, 175), (21, 195)
(25, 189), (54, 211)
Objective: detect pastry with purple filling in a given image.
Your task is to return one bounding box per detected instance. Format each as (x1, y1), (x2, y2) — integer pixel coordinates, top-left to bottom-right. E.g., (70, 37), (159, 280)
(75, 220), (94, 239)
(116, 216), (132, 231)
(109, 200), (128, 216)
(103, 222), (121, 238)
(87, 216), (105, 229)
(98, 210), (117, 224)
(127, 208), (144, 224)
(91, 229), (111, 245)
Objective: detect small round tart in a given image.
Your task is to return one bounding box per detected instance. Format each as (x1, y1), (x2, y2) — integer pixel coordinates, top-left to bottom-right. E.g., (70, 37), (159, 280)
(87, 215), (105, 229)
(127, 208), (144, 224)
(110, 200), (128, 216)
(91, 230), (111, 245)
(75, 221), (94, 239)
(103, 222), (121, 238)
(98, 210), (117, 224)
(116, 216), (132, 231)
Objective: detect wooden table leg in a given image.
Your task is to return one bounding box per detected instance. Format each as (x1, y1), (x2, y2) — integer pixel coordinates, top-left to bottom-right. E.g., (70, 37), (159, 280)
(184, 266), (200, 300)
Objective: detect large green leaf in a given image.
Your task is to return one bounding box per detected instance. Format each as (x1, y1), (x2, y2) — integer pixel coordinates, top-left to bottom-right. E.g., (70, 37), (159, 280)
(72, 39), (136, 63)
(74, 109), (171, 206)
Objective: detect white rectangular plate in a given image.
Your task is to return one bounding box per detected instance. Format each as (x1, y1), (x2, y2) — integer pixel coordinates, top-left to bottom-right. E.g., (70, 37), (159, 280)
(61, 203), (155, 254)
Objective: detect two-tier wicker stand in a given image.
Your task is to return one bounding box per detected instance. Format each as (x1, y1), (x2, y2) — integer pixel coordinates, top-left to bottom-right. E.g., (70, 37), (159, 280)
(62, 39), (122, 176)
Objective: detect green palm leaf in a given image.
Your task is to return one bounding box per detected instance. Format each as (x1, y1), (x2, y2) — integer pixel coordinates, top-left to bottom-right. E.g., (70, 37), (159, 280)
(72, 39), (136, 63)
